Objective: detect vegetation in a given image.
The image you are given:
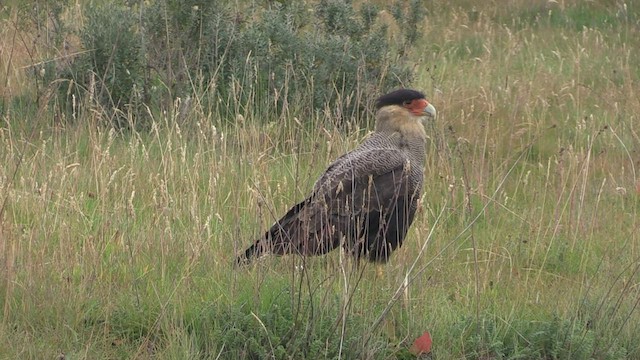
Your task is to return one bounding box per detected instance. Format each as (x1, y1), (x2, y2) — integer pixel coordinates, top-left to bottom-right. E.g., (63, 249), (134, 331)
(34, 0), (423, 130)
(1, 0), (640, 358)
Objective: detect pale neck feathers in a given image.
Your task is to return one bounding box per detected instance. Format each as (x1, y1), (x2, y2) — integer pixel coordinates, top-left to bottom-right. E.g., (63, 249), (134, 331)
(374, 105), (427, 140)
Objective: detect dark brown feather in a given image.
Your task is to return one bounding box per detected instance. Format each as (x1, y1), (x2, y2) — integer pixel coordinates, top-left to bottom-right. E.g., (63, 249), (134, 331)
(236, 89), (431, 266)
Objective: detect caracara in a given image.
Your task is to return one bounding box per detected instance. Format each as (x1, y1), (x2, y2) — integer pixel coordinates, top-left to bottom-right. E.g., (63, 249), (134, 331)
(236, 89), (436, 266)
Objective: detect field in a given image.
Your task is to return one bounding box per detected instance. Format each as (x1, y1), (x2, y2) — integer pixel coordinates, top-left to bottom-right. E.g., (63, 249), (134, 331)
(1, 0), (640, 359)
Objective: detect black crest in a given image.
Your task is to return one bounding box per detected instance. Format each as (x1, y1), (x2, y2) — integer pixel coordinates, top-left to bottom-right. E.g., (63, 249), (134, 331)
(375, 89), (425, 109)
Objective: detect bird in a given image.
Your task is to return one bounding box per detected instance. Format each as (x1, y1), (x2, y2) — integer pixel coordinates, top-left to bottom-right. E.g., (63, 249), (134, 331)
(236, 89), (436, 266)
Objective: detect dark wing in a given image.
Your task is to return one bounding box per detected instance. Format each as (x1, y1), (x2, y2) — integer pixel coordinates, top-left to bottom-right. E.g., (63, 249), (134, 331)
(315, 148), (421, 262)
(355, 171), (421, 262)
(236, 148), (420, 265)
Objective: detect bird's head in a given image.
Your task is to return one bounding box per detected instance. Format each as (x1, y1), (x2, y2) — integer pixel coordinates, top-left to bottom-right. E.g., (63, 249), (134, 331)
(374, 89), (436, 133)
(375, 89), (436, 120)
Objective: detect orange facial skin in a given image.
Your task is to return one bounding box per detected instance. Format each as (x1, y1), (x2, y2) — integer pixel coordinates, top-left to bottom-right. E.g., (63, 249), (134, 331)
(404, 98), (430, 116)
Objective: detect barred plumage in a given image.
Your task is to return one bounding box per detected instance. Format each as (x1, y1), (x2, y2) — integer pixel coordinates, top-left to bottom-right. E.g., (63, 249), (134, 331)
(236, 89), (436, 266)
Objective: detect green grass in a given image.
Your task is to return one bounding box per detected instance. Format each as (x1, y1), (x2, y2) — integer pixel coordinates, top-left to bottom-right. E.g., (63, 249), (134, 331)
(2, 0), (640, 359)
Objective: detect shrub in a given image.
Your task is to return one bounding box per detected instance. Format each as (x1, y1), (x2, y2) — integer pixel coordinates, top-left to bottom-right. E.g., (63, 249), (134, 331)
(50, 0), (426, 130)
(56, 3), (145, 129)
(183, 284), (398, 359)
(452, 314), (629, 359)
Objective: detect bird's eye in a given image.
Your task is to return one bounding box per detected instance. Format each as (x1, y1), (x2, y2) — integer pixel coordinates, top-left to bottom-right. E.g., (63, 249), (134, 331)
(403, 100), (412, 106)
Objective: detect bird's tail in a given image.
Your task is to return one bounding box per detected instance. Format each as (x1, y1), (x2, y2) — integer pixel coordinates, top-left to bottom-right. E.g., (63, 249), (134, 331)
(235, 240), (263, 267)
(234, 199), (309, 267)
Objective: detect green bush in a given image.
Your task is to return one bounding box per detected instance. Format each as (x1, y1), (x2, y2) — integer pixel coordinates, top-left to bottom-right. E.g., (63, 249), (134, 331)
(57, 3), (145, 129)
(51, 0), (425, 130)
(452, 314), (629, 359)
(182, 285), (397, 359)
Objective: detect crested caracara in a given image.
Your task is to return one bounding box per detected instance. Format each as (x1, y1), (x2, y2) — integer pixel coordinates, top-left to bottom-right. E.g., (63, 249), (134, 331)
(236, 89), (436, 266)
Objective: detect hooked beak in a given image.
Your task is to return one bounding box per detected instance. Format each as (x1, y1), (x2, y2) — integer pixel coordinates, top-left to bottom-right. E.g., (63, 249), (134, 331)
(423, 103), (437, 119)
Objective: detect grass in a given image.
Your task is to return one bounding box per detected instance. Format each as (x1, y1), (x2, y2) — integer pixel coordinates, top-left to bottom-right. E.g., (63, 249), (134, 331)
(2, 0), (640, 358)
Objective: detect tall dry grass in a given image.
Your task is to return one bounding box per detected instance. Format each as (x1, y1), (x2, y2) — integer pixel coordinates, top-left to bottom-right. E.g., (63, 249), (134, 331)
(1, 0), (640, 358)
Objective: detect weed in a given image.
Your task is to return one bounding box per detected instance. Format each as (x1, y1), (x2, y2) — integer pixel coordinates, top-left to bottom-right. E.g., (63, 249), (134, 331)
(1, 0), (640, 359)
